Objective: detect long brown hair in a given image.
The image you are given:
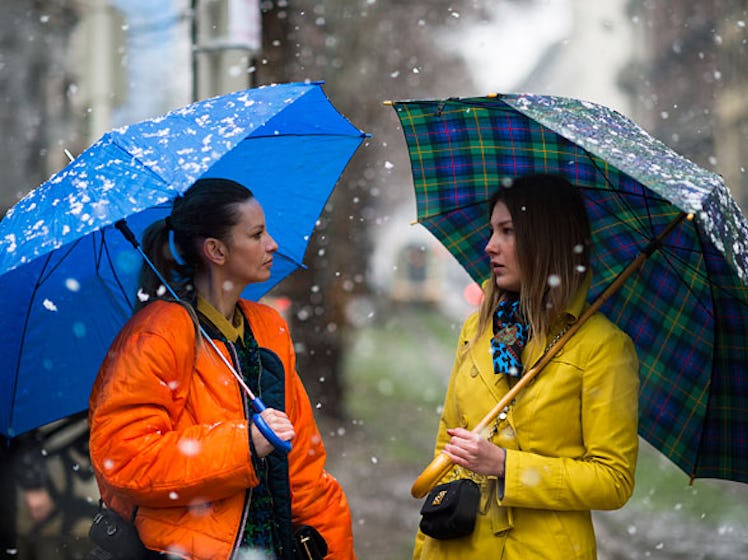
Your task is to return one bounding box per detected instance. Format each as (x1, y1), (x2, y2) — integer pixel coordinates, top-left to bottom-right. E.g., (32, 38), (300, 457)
(475, 174), (591, 346)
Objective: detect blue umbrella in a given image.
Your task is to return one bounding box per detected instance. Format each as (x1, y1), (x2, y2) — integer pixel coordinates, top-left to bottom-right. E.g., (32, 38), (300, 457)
(0, 82), (366, 439)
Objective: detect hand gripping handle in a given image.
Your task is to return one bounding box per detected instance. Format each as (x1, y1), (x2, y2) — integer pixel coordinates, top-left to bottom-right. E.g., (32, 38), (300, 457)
(251, 398), (293, 454)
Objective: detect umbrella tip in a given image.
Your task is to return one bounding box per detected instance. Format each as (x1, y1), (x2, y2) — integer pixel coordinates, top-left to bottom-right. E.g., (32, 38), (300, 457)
(64, 148), (75, 162)
(382, 100), (393, 106)
(686, 213), (695, 221)
(486, 93), (498, 98)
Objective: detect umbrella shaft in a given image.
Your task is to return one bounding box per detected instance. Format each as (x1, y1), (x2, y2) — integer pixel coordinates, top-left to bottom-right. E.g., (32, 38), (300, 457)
(200, 328), (260, 403)
(641, 212), (692, 257)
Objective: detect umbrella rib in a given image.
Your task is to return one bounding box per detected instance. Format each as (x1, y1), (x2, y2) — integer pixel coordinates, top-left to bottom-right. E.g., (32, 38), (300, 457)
(415, 199), (489, 222)
(98, 229), (136, 315)
(248, 132), (365, 139)
(584, 155), (746, 310)
(8, 252), (56, 436)
(105, 135), (177, 191)
(583, 153), (715, 289)
(652, 247), (740, 313)
(686, 217), (721, 480)
(274, 250), (305, 269)
(33, 238), (83, 286)
(585, 151), (659, 240)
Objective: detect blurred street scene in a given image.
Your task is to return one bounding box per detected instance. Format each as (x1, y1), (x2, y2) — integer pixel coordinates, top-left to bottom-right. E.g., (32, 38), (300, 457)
(2, 1), (747, 559)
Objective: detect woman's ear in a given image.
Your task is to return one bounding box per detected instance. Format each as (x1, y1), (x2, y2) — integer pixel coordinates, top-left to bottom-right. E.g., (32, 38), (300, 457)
(201, 238), (226, 265)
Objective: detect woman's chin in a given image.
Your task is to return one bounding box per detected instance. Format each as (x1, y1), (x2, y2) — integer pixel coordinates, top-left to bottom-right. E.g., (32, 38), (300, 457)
(494, 278), (521, 293)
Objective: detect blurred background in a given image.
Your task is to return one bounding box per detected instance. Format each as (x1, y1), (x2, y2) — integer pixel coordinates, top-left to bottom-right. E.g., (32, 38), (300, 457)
(1, 1), (747, 558)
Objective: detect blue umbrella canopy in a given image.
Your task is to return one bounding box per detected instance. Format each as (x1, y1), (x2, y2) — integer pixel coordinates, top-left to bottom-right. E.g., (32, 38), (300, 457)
(0, 81), (366, 438)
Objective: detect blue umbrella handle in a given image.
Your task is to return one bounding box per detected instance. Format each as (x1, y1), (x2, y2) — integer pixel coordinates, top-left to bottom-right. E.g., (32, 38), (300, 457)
(251, 397), (293, 454)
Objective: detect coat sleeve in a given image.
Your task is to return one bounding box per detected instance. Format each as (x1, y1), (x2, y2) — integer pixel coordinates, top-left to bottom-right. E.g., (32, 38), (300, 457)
(499, 325), (639, 511)
(287, 371), (356, 560)
(88, 303), (257, 509)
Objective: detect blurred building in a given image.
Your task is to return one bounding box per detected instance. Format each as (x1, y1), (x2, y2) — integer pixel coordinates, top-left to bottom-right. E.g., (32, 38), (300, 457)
(192, 0), (260, 99)
(70, 0), (127, 142)
(623, 1), (748, 212)
(0, 1), (82, 212)
(375, 0), (637, 316)
(517, 0), (634, 116)
(714, 7), (748, 211)
(368, 206), (478, 320)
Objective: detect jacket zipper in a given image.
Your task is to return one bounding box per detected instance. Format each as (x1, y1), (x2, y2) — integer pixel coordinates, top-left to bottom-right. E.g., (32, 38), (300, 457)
(254, 353), (283, 559)
(226, 341), (252, 559)
(227, 340), (282, 559)
(247, 344), (282, 558)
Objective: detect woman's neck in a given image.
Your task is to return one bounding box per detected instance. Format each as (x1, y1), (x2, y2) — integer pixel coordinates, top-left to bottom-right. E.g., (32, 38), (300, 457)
(194, 274), (241, 320)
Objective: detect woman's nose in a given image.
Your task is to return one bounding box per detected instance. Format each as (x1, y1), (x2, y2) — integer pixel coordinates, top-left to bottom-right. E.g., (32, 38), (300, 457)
(267, 234), (279, 253)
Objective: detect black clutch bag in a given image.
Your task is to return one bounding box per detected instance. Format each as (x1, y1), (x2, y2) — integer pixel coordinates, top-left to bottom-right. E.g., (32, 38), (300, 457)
(419, 479), (480, 540)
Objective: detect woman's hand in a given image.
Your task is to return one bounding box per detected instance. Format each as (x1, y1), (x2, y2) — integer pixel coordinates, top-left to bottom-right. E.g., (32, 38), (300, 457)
(251, 408), (295, 458)
(443, 427), (506, 477)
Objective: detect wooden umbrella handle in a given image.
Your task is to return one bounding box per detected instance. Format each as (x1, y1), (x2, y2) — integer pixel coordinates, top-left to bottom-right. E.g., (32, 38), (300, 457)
(410, 211), (689, 499)
(410, 453), (454, 499)
(410, 340), (561, 498)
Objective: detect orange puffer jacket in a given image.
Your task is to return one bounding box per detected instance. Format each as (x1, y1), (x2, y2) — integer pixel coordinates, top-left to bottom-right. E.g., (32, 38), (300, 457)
(89, 299), (355, 560)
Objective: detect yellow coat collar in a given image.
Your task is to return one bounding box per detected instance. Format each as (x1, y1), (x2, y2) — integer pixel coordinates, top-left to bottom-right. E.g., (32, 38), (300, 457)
(196, 295), (245, 343)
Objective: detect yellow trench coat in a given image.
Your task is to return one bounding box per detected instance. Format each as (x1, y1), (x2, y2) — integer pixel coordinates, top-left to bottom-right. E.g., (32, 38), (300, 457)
(414, 286), (639, 560)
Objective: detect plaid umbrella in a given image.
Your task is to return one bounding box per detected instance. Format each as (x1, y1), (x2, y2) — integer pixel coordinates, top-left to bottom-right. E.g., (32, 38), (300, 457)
(391, 94), (748, 485)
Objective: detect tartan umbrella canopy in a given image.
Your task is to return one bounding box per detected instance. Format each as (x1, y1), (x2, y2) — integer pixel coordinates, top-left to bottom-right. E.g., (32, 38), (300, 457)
(391, 94), (748, 485)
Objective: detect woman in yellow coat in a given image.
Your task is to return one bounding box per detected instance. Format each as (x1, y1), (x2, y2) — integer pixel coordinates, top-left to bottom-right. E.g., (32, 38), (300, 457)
(414, 174), (639, 560)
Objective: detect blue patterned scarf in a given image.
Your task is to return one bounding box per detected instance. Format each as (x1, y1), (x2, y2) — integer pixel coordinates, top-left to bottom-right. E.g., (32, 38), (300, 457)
(491, 295), (529, 378)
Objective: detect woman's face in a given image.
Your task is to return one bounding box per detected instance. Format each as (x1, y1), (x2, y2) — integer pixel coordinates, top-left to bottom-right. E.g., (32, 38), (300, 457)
(485, 201), (522, 293)
(222, 198), (278, 287)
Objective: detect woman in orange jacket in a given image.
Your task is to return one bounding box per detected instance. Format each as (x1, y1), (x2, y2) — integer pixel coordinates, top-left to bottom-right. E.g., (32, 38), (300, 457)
(89, 178), (356, 560)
